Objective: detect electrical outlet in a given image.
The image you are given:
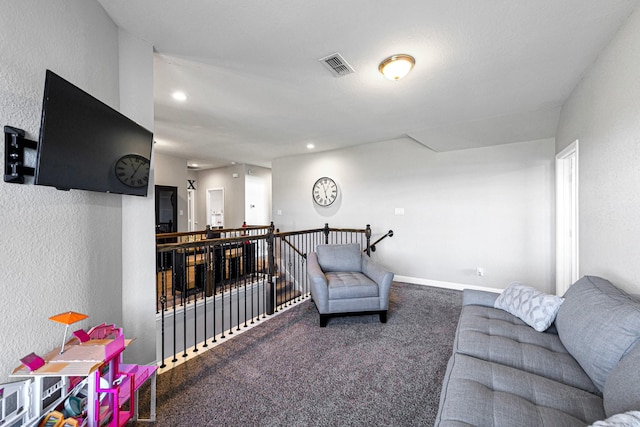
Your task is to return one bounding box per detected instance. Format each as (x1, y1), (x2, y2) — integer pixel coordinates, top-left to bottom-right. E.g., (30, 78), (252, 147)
(476, 267), (484, 277)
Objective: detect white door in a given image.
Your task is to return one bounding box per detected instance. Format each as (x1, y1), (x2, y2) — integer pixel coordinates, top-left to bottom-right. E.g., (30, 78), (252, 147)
(187, 189), (196, 232)
(245, 175), (269, 225)
(556, 140), (579, 296)
(206, 188), (224, 228)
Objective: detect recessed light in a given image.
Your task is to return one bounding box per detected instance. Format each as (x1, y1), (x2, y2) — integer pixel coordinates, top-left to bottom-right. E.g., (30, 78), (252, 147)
(307, 143), (315, 149)
(172, 91), (187, 101)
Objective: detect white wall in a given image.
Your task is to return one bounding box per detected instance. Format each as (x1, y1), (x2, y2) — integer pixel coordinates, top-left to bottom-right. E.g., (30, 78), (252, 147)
(196, 165), (243, 229)
(273, 138), (556, 293)
(118, 28), (157, 366)
(556, 7), (640, 294)
(154, 152), (189, 231)
(0, 0), (123, 381)
(195, 164), (272, 229)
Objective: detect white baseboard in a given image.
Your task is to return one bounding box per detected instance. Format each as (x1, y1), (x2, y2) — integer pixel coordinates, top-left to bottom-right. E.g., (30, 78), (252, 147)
(394, 275), (504, 294)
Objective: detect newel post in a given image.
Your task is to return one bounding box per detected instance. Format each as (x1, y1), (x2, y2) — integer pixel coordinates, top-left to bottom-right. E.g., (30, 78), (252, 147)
(365, 224), (372, 256)
(323, 223), (330, 244)
(266, 222), (276, 315)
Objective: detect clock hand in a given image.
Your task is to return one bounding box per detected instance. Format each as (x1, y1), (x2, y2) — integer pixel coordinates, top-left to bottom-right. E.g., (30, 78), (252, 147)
(132, 160), (144, 176)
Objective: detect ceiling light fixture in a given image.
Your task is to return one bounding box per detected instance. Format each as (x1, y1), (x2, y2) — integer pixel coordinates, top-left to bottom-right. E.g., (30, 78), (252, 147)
(172, 91), (187, 101)
(379, 54), (415, 81)
(307, 143), (315, 149)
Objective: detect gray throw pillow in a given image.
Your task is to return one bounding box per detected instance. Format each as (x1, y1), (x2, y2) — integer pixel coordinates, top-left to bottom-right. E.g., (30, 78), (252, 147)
(555, 276), (640, 393)
(494, 282), (564, 332)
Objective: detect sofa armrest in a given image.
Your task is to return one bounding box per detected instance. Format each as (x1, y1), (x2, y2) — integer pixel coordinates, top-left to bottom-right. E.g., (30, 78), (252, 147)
(362, 256), (394, 309)
(462, 289), (500, 307)
(307, 252), (329, 313)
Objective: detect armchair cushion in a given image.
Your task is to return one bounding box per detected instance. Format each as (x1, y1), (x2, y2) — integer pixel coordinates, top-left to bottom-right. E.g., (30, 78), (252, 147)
(326, 272), (378, 299)
(316, 243), (362, 272)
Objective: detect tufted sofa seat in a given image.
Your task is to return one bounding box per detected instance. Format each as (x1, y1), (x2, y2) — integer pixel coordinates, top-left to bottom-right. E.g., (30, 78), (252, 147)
(435, 276), (640, 427)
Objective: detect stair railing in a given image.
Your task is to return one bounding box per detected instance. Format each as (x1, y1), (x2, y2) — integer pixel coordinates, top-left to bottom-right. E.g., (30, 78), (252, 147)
(155, 223), (394, 371)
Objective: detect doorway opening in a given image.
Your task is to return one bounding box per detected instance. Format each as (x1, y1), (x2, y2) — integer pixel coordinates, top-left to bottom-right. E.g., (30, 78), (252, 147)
(187, 189), (196, 232)
(155, 185), (177, 233)
(555, 140), (579, 296)
(206, 188), (224, 228)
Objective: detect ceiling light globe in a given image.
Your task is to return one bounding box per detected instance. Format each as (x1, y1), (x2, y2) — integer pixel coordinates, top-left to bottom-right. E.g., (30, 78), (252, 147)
(172, 91), (187, 101)
(379, 54), (415, 81)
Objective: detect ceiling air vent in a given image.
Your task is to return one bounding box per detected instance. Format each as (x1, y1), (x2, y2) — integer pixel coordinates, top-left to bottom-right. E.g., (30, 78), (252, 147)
(319, 52), (355, 77)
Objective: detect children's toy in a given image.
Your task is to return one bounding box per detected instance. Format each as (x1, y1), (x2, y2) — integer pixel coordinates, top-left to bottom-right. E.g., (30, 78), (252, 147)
(7, 322), (157, 427)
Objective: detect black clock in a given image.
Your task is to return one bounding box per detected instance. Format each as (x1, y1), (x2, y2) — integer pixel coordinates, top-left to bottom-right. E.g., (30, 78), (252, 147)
(115, 154), (150, 188)
(312, 177), (338, 206)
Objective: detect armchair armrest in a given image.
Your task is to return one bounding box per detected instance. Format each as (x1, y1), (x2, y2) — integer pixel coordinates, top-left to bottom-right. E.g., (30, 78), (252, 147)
(307, 252), (329, 313)
(362, 256), (394, 309)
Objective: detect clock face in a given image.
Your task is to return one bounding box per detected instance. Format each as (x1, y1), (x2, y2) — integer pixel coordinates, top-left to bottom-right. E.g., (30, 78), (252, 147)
(312, 177), (338, 206)
(115, 154), (150, 188)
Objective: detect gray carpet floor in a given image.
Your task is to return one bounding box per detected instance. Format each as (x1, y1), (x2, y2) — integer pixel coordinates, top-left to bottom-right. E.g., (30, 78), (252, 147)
(134, 282), (462, 426)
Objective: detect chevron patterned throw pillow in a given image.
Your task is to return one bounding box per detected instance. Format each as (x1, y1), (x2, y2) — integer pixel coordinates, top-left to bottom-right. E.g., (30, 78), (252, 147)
(494, 282), (564, 332)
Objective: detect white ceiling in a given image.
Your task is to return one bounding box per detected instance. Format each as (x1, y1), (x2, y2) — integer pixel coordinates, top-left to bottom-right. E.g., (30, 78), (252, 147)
(97, 0), (638, 169)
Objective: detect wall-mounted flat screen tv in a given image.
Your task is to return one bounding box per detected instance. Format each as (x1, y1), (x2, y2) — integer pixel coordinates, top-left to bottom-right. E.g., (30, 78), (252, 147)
(35, 70), (153, 196)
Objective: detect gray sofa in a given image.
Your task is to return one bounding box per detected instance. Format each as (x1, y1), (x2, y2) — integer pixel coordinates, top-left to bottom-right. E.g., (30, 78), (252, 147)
(307, 243), (394, 327)
(435, 276), (640, 427)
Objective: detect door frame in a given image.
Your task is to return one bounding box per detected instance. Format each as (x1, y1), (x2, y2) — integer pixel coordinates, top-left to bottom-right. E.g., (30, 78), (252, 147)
(555, 140), (579, 296)
(187, 189), (196, 232)
(206, 187), (225, 228)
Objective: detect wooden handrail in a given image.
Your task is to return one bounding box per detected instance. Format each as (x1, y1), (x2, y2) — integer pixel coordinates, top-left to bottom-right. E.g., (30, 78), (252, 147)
(156, 224), (271, 241)
(156, 233), (269, 253)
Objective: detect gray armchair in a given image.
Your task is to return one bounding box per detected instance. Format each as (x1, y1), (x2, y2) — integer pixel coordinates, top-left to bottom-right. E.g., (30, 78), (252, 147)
(307, 243), (394, 327)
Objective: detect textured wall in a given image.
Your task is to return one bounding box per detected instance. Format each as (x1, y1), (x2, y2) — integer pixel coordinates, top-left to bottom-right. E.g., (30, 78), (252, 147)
(0, 1), (122, 381)
(118, 28), (157, 366)
(273, 138), (556, 293)
(556, 7), (640, 293)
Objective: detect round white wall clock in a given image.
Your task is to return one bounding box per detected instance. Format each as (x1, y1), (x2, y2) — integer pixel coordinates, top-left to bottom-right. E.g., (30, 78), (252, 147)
(312, 177), (338, 206)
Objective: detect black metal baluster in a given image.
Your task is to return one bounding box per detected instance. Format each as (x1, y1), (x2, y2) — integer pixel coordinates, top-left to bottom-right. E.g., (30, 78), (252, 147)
(243, 239), (249, 328)
(171, 249), (179, 363)
(212, 242), (218, 344)
(181, 249), (188, 358)
(251, 240), (256, 325)
(202, 244), (211, 348)
(192, 248), (199, 354)
(229, 245), (235, 336)
(159, 255), (167, 368)
(288, 236), (293, 307)
(220, 243), (226, 339)
(237, 243), (242, 331)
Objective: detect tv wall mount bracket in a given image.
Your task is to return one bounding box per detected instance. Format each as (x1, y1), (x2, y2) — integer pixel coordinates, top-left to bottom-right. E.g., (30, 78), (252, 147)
(4, 126), (37, 183)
